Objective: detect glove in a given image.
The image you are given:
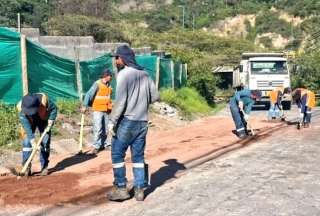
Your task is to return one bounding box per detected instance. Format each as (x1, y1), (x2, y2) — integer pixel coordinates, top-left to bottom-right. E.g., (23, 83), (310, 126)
(46, 120), (54, 132)
(81, 106), (88, 114)
(30, 138), (36, 148)
(243, 114), (249, 122)
(238, 101), (244, 111)
(108, 122), (115, 136)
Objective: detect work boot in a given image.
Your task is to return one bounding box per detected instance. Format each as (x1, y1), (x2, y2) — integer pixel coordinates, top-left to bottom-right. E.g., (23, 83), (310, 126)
(134, 187), (144, 201)
(237, 131), (247, 139)
(40, 167), (49, 176)
(107, 186), (130, 201)
(89, 147), (99, 155)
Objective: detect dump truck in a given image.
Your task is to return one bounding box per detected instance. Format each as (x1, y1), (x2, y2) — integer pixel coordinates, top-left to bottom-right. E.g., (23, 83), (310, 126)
(233, 52), (292, 110)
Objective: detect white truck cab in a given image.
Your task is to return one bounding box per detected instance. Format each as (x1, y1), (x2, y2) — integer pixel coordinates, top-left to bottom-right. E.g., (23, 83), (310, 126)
(234, 53), (291, 109)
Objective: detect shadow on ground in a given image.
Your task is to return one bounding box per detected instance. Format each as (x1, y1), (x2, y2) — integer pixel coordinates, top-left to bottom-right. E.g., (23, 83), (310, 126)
(48, 152), (97, 174)
(145, 159), (186, 198)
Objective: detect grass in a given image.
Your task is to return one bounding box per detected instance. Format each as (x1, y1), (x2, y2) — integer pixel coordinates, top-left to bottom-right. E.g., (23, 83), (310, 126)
(0, 104), (20, 148)
(56, 98), (81, 118)
(160, 87), (218, 119)
(0, 99), (81, 151)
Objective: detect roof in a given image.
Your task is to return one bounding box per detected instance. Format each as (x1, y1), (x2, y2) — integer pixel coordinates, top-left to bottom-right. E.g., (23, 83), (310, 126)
(249, 57), (287, 61)
(242, 52), (285, 59)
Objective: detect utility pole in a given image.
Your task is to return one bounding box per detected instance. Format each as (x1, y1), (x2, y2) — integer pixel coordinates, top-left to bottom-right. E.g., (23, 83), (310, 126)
(192, 14), (195, 31)
(178, 5), (185, 29)
(17, 13), (21, 33)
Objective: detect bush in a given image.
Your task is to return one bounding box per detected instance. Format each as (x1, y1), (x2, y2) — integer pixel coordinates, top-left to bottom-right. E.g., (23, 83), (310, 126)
(0, 104), (19, 147)
(160, 87), (212, 117)
(291, 51), (320, 91)
(56, 99), (80, 118)
(46, 15), (127, 42)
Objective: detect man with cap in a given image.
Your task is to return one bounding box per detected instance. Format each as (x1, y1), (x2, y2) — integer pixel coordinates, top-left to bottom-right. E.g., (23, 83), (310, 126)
(107, 45), (160, 202)
(267, 87), (291, 120)
(82, 69), (113, 154)
(17, 93), (57, 176)
(229, 89), (262, 138)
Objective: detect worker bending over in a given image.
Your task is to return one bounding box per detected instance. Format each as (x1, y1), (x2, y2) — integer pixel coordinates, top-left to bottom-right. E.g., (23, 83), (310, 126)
(17, 93), (57, 176)
(268, 87), (291, 120)
(292, 88), (316, 128)
(230, 89), (262, 138)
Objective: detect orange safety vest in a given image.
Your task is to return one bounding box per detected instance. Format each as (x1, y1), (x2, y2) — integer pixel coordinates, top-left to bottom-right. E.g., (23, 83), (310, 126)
(92, 80), (112, 112)
(300, 88), (316, 108)
(268, 87), (284, 104)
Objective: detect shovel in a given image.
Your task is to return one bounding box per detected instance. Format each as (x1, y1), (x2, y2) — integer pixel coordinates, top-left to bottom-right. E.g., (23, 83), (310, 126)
(240, 109), (255, 136)
(11, 127), (50, 177)
(78, 113), (85, 154)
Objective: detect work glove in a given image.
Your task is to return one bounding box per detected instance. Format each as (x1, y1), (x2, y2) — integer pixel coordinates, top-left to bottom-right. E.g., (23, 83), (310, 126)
(108, 122), (116, 136)
(243, 114), (249, 122)
(238, 101), (244, 111)
(30, 138), (36, 148)
(46, 120), (54, 132)
(81, 106), (88, 114)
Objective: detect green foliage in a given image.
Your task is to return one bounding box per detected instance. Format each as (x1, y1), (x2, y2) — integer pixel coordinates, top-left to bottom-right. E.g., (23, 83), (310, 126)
(277, 0), (320, 17)
(255, 11), (293, 38)
(259, 36), (273, 48)
(160, 87), (212, 117)
(291, 51), (320, 91)
(0, 104), (19, 147)
(46, 15), (127, 42)
(56, 99), (80, 118)
(187, 59), (220, 105)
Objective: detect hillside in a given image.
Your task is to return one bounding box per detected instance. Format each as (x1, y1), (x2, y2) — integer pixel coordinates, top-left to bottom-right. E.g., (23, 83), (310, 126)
(1, 0), (320, 99)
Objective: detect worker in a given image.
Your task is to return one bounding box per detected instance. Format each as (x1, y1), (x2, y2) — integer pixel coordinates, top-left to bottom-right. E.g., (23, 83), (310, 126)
(229, 89), (262, 138)
(17, 93), (57, 176)
(267, 87), (291, 120)
(82, 69), (113, 154)
(292, 88), (316, 128)
(106, 45), (160, 202)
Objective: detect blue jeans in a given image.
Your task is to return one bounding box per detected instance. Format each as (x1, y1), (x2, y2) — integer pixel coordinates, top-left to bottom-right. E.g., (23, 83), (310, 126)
(92, 111), (110, 149)
(22, 124), (51, 170)
(300, 106), (312, 124)
(230, 101), (246, 134)
(268, 103), (281, 120)
(111, 118), (148, 189)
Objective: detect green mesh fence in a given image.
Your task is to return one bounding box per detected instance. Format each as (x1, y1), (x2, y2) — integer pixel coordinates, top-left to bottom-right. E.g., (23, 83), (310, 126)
(0, 28), (187, 104)
(136, 55), (158, 81)
(0, 28), (22, 104)
(27, 40), (79, 100)
(174, 62), (182, 89)
(159, 58), (173, 89)
(80, 53), (114, 96)
(181, 64), (188, 86)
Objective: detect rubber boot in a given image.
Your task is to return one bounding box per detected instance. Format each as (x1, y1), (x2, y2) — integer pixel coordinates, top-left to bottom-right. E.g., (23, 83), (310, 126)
(107, 186), (130, 201)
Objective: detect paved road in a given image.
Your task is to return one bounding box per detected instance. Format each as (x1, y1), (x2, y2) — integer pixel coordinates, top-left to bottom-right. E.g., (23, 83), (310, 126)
(72, 108), (320, 216)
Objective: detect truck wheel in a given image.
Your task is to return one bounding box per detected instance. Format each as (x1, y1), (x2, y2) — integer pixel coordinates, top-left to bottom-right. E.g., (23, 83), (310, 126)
(265, 102), (271, 110)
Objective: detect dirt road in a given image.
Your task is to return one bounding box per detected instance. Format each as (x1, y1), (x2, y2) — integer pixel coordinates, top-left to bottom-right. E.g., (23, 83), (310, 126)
(0, 107), (298, 214)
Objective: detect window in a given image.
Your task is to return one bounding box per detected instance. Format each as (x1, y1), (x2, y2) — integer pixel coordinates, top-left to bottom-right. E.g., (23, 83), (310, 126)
(251, 61), (288, 74)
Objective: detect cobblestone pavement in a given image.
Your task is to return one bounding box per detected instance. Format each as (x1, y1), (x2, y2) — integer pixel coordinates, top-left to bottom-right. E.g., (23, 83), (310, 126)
(74, 108), (320, 216)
